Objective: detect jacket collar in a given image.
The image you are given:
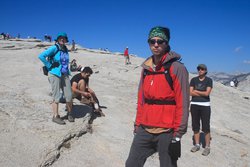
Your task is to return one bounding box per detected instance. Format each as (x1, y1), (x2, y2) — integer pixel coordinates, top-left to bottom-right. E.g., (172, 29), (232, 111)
(142, 51), (181, 70)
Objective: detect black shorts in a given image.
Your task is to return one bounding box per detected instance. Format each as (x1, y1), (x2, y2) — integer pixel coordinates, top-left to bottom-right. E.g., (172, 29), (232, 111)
(190, 104), (211, 133)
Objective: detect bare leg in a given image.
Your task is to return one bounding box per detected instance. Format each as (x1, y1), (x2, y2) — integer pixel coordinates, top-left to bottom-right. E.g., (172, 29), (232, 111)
(201, 132), (211, 156)
(205, 132), (211, 147)
(78, 80), (85, 92)
(66, 101), (73, 112)
(52, 101), (59, 117)
(191, 131), (201, 152)
(88, 90), (105, 116)
(88, 88), (100, 104)
(194, 132), (200, 145)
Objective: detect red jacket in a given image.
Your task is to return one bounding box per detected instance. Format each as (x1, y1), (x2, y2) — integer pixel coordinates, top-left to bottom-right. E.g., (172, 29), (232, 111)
(135, 51), (189, 137)
(124, 48), (129, 56)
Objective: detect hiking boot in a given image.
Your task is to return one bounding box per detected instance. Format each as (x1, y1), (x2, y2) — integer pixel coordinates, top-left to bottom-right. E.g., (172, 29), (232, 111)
(99, 111), (105, 117)
(94, 108), (105, 117)
(202, 147), (210, 156)
(67, 112), (75, 122)
(94, 108), (102, 112)
(52, 115), (66, 125)
(191, 145), (200, 152)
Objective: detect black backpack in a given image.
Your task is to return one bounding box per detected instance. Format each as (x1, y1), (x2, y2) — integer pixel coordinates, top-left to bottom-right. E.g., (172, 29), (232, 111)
(42, 44), (60, 76)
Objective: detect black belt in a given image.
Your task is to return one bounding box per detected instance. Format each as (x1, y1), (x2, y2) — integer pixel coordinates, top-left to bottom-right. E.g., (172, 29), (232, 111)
(145, 99), (176, 105)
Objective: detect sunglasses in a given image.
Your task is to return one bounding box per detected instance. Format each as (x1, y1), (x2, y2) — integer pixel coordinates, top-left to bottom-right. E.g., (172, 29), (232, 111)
(197, 68), (205, 71)
(148, 39), (166, 45)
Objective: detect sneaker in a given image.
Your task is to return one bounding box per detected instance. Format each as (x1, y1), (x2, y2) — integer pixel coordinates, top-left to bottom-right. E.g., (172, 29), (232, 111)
(67, 113), (75, 122)
(52, 115), (66, 125)
(191, 145), (200, 152)
(202, 147), (210, 156)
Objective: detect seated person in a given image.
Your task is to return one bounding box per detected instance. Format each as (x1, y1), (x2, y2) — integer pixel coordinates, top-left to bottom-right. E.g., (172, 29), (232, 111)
(71, 66), (105, 116)
(70, 59), (82, 72)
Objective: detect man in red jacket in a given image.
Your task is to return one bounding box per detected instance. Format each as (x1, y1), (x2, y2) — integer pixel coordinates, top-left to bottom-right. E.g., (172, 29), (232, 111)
(124, 46), (131, 65)
(126, 26), (189, 167)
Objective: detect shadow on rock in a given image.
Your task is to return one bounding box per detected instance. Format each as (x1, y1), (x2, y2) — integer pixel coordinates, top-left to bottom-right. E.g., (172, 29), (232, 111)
(71, 104), (93, 118)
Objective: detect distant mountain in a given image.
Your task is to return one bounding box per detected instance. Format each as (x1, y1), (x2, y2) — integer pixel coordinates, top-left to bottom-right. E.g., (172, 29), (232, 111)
(190, 71), (250, 92)
(207, 72), (250, 92)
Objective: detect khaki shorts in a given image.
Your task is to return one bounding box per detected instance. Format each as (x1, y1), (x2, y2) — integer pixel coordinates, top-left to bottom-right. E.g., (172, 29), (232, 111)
(48, 73), (72, 103)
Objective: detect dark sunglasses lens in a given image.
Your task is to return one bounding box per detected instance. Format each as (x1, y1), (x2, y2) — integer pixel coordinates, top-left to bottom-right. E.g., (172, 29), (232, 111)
(198, 68), (205, 71)
(157, 40), (164, 44)
(149, 39), (156, 44)
(149, 39), (165, 45)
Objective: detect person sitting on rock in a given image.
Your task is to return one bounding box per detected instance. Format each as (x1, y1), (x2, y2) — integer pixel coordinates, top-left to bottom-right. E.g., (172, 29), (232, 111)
(70, 59), (82, 72)
(71, 66), (105, 117)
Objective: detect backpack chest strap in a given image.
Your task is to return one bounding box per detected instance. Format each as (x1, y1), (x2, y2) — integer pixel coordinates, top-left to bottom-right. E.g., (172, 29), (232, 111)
(144, 98), (176, 105)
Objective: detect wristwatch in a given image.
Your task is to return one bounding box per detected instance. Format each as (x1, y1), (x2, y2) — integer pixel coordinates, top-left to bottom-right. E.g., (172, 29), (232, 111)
(175, 137), (181, 141)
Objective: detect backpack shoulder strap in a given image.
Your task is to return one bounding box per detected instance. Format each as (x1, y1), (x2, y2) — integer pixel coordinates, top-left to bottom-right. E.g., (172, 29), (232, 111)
(142, 58), (180, 90)
(48, 44), (60, 61)
(53, 44), (60, 56)
(143, 69), (149, 79)
(163, 58), (179, 90)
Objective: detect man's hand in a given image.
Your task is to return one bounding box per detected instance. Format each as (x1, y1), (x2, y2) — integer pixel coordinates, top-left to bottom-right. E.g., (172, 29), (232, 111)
(82, 92), (91, 98)
(168, 137), (181, 160)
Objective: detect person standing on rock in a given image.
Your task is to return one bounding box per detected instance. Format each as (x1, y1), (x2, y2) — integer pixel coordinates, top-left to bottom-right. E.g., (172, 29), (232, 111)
(126, 26), (189, 167)
(190, 64), (213, 156)
(39, 32), (74, 125)
(71, 40), (76, 51)
(124, 47), (131, 65)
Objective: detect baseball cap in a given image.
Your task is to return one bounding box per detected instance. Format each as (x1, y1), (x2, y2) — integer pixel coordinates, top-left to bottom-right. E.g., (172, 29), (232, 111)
(197, 64), (207, 71)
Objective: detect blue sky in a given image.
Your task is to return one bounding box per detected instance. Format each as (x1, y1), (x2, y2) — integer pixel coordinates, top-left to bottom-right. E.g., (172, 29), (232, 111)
(1, 0), (250, 73)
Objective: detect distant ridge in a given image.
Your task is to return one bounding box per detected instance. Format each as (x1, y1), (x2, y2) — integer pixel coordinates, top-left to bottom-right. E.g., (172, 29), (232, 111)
(206, 72), (250, 92)
(0, 38), (138, 57)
